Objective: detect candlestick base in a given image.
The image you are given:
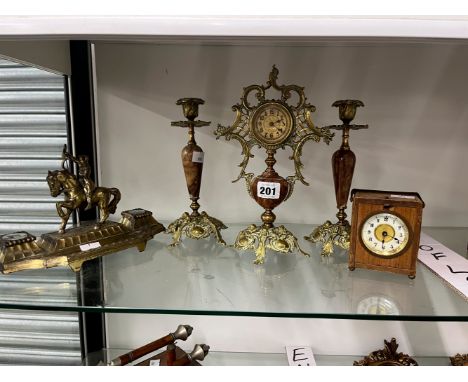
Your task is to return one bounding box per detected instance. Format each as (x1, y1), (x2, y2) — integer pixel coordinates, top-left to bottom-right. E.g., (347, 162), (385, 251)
(166, 211), (227, 247)
(235, 224), (309, 264)
(305, 220), (351, 256)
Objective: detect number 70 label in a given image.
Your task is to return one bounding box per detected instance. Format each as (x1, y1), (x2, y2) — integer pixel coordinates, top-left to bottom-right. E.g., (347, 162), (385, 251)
(257, 181), (280, 199)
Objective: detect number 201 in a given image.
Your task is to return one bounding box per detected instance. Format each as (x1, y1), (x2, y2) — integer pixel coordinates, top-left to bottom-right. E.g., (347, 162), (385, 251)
(259, 186), (276, 196)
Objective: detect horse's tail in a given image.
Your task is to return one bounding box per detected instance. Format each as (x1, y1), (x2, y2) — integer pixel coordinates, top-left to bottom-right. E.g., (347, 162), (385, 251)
(108, 188), (121, 214)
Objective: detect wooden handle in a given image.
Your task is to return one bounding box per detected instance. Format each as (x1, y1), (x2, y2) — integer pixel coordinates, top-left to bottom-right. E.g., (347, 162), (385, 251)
(113, 333), (173, 366)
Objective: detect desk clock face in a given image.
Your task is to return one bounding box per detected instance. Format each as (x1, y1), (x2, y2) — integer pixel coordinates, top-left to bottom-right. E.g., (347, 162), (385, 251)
(251, 102), (294, 145)
(360, 212), (409, 257)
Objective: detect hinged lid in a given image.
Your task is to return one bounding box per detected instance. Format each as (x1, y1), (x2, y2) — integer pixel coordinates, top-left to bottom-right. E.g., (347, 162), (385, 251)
(350, 189), (425, 208)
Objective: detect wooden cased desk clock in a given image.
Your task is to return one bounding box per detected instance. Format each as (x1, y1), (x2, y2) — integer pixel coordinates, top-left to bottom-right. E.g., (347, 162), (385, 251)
(348, 189), (425, 279)
(215, 66), (334, 264)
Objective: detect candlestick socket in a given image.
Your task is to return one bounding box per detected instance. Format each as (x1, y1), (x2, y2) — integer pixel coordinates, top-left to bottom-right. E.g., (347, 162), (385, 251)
(332, 99), (364, 124)
(176, 98), (205, 121)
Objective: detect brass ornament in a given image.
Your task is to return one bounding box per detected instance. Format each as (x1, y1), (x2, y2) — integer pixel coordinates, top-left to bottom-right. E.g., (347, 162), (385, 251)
(0, 146), (165, 273)
(48, 145), (122, 233)
(354, 338), (418, 366)
(167, 98), (227, 247)
(0, 208), (165, 273)
(450, 353), (468, 366)
(305, 100), (368, 256)
(215, 66), (333, 264)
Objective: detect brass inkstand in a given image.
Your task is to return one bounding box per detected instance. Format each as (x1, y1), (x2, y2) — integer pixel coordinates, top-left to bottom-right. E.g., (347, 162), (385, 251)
(0, 146), (165, 273)
(305, 100), (368, 256)
(166, 98), (227, 246)
(216, 66), (334, 264)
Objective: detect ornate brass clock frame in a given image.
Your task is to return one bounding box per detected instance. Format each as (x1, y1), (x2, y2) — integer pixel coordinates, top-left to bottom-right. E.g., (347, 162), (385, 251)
(305, 100), (368, 256)
(354, 338), (418, 366)
(166, 98), (227, 246)
(215, 66), (334, 264)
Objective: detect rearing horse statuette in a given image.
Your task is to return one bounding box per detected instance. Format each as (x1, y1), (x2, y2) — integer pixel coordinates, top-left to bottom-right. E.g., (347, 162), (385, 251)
(47, 145), (121, 233)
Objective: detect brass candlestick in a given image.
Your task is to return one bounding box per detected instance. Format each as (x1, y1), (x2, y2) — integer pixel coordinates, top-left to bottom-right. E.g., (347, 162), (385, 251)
(166, 98), (227, 247)
(305, 100), (368, 256)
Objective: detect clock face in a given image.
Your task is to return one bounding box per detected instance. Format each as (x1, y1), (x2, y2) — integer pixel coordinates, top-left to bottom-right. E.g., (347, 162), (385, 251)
(360, 212), (409, 257)
(251, 102), (294, 145)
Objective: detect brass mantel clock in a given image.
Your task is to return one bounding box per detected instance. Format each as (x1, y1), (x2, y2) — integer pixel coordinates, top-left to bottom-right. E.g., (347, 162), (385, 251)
(215, 66), (334, 264)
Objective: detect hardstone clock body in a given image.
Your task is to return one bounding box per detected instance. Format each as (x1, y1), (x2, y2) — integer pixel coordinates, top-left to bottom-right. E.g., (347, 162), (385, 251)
(349, 189), (424, 278)
(250, 102), (294, 146)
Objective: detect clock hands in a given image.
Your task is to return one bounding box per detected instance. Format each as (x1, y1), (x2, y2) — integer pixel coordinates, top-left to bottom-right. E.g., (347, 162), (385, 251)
(381, 230), (401, 249)
(381, 231), (388, 248)
(382, 230), (400, 242)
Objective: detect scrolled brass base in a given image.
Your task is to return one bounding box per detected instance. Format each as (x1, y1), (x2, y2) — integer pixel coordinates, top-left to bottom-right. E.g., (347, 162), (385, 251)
(235, 224), (309, 265)
(353, 338), (418, 366)
(304, 220), (350, 256)
(166, 211), (227, 247)
(450, 353), (468, 366)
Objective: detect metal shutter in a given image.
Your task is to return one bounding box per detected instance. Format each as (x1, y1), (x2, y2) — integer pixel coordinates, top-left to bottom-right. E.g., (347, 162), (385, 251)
(0, 57), (81, 365)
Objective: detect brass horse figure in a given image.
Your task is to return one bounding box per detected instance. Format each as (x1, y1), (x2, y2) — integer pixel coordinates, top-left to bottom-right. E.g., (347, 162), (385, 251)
(47, 147), (121, 233)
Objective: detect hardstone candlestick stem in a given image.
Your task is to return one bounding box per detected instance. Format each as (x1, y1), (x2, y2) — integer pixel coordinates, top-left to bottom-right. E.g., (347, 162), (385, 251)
(166, 98), (227, 247)
(305, 100), (368, 256)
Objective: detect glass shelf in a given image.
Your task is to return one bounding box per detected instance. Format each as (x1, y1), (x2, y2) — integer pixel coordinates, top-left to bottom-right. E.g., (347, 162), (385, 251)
(0, 224), (467, 320)
(86, 347), (454, 366)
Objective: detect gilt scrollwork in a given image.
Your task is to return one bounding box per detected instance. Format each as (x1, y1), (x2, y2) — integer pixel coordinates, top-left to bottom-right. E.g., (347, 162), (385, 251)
(235, 224), (309, 265)
(450, 353), (468, 366)
(354, 338), (418, 366)
(215, 65), (334, 193)
(305, 221), (351, 256)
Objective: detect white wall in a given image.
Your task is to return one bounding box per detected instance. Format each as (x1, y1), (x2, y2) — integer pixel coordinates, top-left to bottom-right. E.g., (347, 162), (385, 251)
(94, 41), (468, 228)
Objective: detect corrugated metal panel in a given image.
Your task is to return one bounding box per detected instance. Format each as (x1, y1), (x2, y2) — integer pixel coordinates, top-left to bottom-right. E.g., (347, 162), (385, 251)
(0, 57), (81, 365)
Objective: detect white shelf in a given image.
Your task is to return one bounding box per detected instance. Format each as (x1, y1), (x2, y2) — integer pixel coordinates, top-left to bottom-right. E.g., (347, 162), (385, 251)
(2, 16), (468, 40)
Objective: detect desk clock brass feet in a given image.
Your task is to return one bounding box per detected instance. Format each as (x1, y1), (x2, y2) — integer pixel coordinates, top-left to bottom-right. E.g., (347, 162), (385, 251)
(235, 224), (309, 264)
